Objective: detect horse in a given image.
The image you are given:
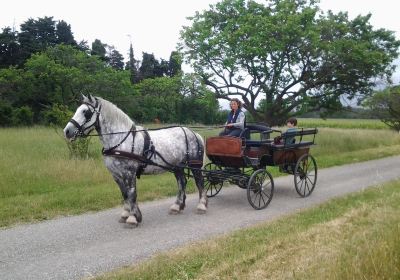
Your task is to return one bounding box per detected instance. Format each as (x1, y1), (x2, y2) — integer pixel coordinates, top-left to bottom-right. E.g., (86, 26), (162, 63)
(63, 94), (208, 227)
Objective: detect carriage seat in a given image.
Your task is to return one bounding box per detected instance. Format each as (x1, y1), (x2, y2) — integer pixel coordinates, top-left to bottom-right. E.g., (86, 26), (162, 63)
(240, 122), (272, 146)
(269, 141), (315, 151)
(206, 136), (243, 157)
(245, 139), (273, 147)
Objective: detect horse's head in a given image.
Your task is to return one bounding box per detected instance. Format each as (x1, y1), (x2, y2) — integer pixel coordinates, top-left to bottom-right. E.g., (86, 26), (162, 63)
(64, 94), (101, 141)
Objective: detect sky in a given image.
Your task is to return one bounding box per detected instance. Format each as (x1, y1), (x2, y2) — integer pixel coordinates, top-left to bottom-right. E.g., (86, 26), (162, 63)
(1, 0), (400, 108)
(2, 0), (400, 62)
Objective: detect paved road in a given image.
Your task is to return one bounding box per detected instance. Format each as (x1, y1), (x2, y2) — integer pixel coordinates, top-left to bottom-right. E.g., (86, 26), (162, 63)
(1, 156), (400, 280)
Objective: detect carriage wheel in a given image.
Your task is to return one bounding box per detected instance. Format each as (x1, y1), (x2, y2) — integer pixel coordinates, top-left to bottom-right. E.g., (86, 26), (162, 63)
(294, 154), (317, 197)
(247, 169), (274, 210)
(203, 163), (223, 197)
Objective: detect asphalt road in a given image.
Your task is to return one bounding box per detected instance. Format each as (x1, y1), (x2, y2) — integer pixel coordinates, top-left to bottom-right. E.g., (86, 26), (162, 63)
(1, 156), (400, 280)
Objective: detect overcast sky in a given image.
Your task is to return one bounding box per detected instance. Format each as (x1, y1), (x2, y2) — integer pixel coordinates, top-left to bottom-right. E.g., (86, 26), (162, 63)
(2, 0), (400, 62)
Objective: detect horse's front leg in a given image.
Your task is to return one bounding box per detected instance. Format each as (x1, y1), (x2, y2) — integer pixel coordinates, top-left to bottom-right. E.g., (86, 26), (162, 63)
(112, 172), (142, 226)
(169, 168), (187, 214)
(125, 175), (142, 226)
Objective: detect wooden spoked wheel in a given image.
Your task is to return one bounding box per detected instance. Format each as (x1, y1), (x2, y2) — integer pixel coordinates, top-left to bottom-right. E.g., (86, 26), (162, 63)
(294, 154), (317, 197)
(203, 163), (224, 198)
(247, 169), (274, 210)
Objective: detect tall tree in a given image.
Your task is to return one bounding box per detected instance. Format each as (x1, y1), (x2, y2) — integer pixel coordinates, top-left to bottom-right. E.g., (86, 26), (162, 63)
(55, 20), (76, 45)
(139, 52), (159, 79)
(364, 86), (400, 131)
(18, 17), (58, 63)
(106, 46), (124, 70)
(126, 43), (139, 83)
(0, 27), (20, 68)
(168, 51), (182, 77)
(180, 0), (400, 125)
(91, 39), (107, 61)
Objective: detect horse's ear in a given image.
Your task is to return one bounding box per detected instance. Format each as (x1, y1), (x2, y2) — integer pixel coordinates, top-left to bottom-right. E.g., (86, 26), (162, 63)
(88, 94), (93, 102)
(81, 93), (87, 102)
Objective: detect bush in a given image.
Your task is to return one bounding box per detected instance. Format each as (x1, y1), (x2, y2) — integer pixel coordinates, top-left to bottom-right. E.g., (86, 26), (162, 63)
(364, 86), (400, 132)
(42, 104), (73, 127)
(65, 137), (92, 159)
(12, 106), (33, 126)
(0, 102), (13, 126)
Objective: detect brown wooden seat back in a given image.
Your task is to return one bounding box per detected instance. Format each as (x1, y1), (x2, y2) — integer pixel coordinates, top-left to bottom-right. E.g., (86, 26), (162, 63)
(206, 136), (243, 157)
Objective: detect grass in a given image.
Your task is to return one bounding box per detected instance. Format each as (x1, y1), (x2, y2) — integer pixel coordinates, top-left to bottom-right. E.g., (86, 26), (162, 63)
(1, 124), (400, 228)
(298, 118), (388, 130)
(95, 179), (400, 280)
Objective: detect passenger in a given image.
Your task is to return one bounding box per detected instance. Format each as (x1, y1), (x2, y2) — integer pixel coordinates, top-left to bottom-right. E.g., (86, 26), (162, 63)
(274, 117), (298, 145)
(284, 117), (298, 144)
(279, 117), (298, 173)
(219, 98), (245, 137)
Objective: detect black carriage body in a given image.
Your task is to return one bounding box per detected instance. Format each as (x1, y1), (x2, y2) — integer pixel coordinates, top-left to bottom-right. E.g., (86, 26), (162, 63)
(203, 123), (318, 209)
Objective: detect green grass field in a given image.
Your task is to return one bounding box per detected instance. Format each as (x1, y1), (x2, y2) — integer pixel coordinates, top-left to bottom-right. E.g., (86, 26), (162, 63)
(298, 118), (388, 129)
(96, 179), (400, 280)
(1, 120), (400, 228)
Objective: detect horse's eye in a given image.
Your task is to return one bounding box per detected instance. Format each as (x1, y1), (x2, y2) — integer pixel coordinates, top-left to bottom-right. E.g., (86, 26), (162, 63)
(84, 109), (92, 119)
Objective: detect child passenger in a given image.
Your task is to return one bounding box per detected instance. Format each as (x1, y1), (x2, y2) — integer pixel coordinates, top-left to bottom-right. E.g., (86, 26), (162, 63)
(274, 117), (298, 145)
(284, 117), (298, 144)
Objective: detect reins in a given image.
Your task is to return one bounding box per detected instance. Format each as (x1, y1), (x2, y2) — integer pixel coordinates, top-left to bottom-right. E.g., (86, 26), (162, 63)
(69, 98), (206, 177)
(82, 125), (222, 138)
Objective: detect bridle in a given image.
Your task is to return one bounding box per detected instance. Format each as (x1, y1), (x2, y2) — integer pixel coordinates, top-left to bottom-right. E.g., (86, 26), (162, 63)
(68, 99), (102, 137)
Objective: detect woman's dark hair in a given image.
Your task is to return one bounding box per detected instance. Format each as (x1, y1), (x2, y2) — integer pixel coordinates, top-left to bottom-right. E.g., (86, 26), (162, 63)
(230, 98), (242, 109)
(287, 117), (297, 126)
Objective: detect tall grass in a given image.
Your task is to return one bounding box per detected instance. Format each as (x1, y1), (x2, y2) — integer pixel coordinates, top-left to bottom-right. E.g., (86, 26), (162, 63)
(96, 180), (400, 280)
(298, 118), (388, 129)
(1, 124), (400, 228)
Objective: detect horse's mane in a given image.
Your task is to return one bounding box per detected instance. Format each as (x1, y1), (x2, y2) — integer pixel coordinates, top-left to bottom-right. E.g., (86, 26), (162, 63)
(97, 97), (134, 127)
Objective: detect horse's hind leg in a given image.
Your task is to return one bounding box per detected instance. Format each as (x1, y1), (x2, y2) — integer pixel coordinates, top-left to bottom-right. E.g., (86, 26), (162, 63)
(192, 169), (208, 214)
(169, 168), (187, 214)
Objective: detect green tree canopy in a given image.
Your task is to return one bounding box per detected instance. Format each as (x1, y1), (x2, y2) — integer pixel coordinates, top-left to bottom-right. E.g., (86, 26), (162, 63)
(106, 46), (124, 70)
(55, 20), (77, 45)
(180, 0), (400, 125)
(0, 27), (20, 67)
(91, 39), (107, 61)
(364, 86), (400, 131)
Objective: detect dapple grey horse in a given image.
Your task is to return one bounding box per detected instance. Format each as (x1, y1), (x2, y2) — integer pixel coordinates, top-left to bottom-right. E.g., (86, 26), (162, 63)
(64, 95), (207, 226)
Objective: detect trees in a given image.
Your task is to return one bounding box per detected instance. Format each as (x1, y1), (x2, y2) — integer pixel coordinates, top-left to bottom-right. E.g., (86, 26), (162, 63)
(364, 86), (400, 132)
(126, 43), (139, 83)
(1, 17), (78, 68)
(18, 17), (58, 64)
(180, 0), (400, 125)
(55, 20), (77, 46)
(107, 46), (124, 70)
(91, 39), (107, 61)
(0, 27), (20, 67)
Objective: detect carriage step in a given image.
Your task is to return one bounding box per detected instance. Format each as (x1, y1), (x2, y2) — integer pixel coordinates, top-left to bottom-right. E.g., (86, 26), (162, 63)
(188, 160), (203, 168)
(247, 157), (259, 166)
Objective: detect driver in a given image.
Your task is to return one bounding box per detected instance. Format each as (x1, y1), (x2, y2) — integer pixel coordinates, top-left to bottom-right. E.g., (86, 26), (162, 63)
(219, 98), (245, 137)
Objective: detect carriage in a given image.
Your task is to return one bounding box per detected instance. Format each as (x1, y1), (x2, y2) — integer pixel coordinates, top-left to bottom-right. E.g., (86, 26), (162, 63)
(203, 123), (318, 210)
(65, 96), (318, 226)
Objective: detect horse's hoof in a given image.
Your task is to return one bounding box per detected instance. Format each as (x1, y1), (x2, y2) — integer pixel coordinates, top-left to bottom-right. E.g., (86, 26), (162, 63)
(119, 216), (128, 223)
(196, 203), (207, 214)
(169, 204), (181, 215)
(126, 215), (138, 227)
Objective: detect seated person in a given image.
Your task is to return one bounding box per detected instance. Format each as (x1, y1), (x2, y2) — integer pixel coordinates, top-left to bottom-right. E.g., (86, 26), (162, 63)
(219, 98), (245, 137)
(274, 117), (298, 145)
(284, 117), (298, 144)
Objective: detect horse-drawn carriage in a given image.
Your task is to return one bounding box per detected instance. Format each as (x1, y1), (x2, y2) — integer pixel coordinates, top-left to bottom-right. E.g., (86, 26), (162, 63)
(65, 95), (318, 226)
(204, 123), (318, 210)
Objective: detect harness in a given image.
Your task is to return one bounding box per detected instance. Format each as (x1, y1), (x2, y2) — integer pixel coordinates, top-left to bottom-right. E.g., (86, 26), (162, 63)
(68, 100), (102, 137)
(101, 126), (203, 178)
(68, 99), (203, 178)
